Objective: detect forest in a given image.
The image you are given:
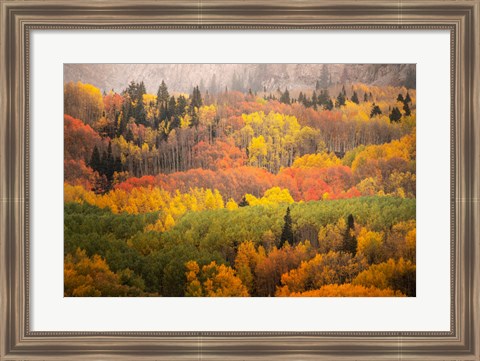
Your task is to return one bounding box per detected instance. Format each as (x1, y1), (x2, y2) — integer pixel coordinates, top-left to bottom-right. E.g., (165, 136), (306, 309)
(64, 64), (416, 297)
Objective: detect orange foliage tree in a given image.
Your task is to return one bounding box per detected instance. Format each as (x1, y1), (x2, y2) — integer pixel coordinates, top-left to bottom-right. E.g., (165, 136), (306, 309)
(185, 260), (249, 297)
(64, 248), (144, 297)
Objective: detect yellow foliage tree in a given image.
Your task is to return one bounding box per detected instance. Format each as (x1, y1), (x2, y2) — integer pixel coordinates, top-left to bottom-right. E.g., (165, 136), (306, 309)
(185, 260), (249, 297)
(64, 81), (104, 125)
(317, 217), (346, 253)
(185, 261), (203, 297)
(353, 257), (416, 296)
(276, 251), (365, 296)
(142, 93), (158, 125)
(226, 198), (239, 210)
(357, 227), (384, 264)
(234, 241), (266, 294)
(64, 248), (143, 296)
(291, 152), (341, 169)
(245, 187), (294, 207)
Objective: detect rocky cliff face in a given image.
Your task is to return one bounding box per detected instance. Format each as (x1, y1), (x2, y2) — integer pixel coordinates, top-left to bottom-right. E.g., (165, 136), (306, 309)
(64, 63), (415, 94)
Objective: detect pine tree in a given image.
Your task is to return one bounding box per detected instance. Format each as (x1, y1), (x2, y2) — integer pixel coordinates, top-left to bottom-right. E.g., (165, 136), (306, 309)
(311, 91), (318, 110)
(105, 141), (114, 181)
(138, 81), (146, 97)
(280, 206), (294, 247)
(157, 80), (170, 108)
(176, 95), (188, 116)
(100, 150), (108, 177)
(364, 93), (368, 102)
(124, 81), (146, 126)
(403, 101), (411, 116)
(336, 92), (346, 107)
(169, 96), (179, 128)
(125, 127), (134, 142)
(190, 85), (203, 127)
(302, 94), (309, 107)
(298, 92), (305, 104)
(405, 92), (412, 104)
(89, 145), (101, 173)
(397, 93), (405, 103)
(389, 107), (402, 122)
(351, 91), (359, 104)
(280, 88), (291, 104)
(370, 103), (382, 118)
(318, 89), (329, 106)
(343, 214), (357, 254)
(325, 99), (334, 111)
(238, 196), (249, 207)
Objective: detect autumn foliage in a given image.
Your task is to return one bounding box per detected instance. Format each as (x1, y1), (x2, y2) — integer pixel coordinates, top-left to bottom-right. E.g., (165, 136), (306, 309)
(63, 76), (416, 297)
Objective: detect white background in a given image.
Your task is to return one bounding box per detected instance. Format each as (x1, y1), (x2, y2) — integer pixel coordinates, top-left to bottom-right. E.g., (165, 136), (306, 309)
(30, 30), (451, 331)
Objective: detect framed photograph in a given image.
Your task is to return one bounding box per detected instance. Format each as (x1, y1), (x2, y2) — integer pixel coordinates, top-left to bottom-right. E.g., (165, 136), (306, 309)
(1, 1), (479, 360)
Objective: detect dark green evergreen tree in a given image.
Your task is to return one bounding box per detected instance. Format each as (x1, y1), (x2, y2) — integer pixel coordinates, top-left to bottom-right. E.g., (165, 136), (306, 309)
(89, 145), (101, 173)
(125, 127), (134, 142)
(351, 91), (359, 104)
(280, 207), (294, 247)
(124, 81), (146, 126)
(318, 89), (329, 106)
(138, 81), (146, 97)
(404, 92), (412, 104)
(298, 91), (305, 104)
(364, 92), (368, 102)
(190, 85), (203, 109)
(397, 93), (405, 103)
(311, 91), (318, 110)
(168, 95), (178, 127)
(105, 141), (115, 181)
(114, 156), (123, 174)
(189, 86), (203, 128)
(280, 88), (291, 104)
(238, 196), (249, 207)
(370, 103), (382, 118)
(336, 92), (346, 107)
(302, 94), (310, 107)
(325, 99), (334, 111)
(389, 107), (402, 122)
(100, 150), (108, 177)
(343, 214), (357, 254)
(157, 80), (169, 108)
(176, 95), (188, 116)
(403, 101), (411, 116)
